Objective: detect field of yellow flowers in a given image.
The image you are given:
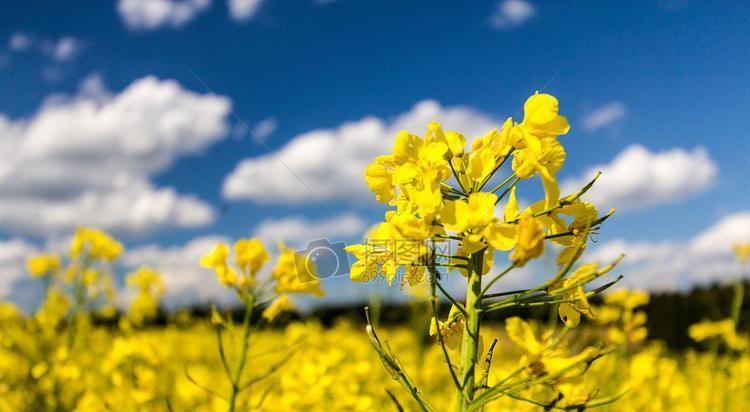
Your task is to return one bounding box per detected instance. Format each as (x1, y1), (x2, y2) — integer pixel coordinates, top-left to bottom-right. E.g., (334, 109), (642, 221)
(2, 93), (749, 411)
(2, 303), (749, 412)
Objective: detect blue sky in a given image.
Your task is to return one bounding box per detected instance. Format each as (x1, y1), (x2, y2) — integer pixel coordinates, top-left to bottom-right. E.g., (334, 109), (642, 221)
(1, 0), (749, 309)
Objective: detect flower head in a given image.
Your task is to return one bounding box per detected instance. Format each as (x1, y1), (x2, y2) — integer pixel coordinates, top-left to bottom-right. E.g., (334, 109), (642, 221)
(27, 254), (61, 278)
(70, 227), (123, 262)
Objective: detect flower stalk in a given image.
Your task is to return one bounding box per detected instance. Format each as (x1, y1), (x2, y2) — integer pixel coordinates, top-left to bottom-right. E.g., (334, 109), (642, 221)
(455, 250), (484, 411)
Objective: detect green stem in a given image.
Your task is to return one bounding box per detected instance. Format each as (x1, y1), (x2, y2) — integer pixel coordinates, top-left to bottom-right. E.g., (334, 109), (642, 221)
(731, 278), (744, 326)
(228, 294), (255, 412)
(455, 250), (483, 411)
(67, 256), (90, 350)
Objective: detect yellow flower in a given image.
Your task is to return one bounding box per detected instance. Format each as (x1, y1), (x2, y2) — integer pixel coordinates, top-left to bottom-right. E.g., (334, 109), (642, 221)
(429, 305), (464, 350)
(364, 127), (451, 214)
(689, 319), (749, 351)
(364, 155), (397, 203)
(262, 294), (294, 322)
(27, 253), (61, 278)
(409, 171), (445, 217)
(199, 243), (238, 288)
(445, 131), (466, 157)
(392, 129), (448, 166)
(512, 137), (566, 208)
(554, 264), (599, 327)
(272, 242), (325, 297)
(466, 145), (496, 185)
(345, 243), (382, 283)
(126, 267), (165, 296)
(482, 187), (521, 251)
(509, 212), (545, 266)
(35, 288), (71, 333)
(70, 227), (123, 262)
(441, 192), (497, 233)
(506, 317), (594, 380)
(233, 238), (270, 275)
(496, 92), (570, 209)
(519, 92), (570, 139)
(604, 289), (650, 310)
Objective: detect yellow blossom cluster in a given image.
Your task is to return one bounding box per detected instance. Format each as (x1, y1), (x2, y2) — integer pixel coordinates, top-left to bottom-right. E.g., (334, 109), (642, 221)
(595, 289), (650, 347)
(199, 239), (324, 321)
(350, 93), (621, 411)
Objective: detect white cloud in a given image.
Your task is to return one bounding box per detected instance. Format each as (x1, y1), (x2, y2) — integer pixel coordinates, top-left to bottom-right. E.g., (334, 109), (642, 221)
(124, 235), (235, 307)
(488, 0), (535, 30)
(0, 239), (37, 299)
(250, 116), (278, 142)
(582, 101), (626, 132)
(223, 100), (500, 203)
(117, 0), (212, 31)
(227, 0), (263, 21)
(8, 32), (33, 51)
(0, 75), (231, 236)
(589, 212), (750, 290)
(562, 145), (717, 212)
(689, 213), (750, 256)
(44, 37), (81, 62)
(7, 33), (83, 62)
(254, 213), (367, 248)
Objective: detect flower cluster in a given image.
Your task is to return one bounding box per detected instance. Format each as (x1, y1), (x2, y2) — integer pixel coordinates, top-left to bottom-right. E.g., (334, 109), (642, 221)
(200, 239), (324, 319)
(199, 238), (325, 412)
(125, 266), (166, 326)
(351, 93), (606, 291)
(689, 319), (749, 351)
(595, 289), (650, 347)
(351, 93), (621, 411)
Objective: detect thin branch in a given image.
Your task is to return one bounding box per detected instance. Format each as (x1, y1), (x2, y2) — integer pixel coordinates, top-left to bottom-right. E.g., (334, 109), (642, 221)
(481, 288), (531, 300)
(250, 382), (276, 409)
(184, 367), (229, 401)
(364, 307), (437, 412)
(479, 263), (518, 298)
(449, 160), (468, 194)
(435, 281), (467, 316)
(429, 294), (464, 392)
(478, 150), (514, 192)
(386, 389), (406, 412)
(215, 327), (233, 379)
(493, 177), (521, 205)
(484, 275), (624, 313)
(487, 173), (516, 196)
(239, 349), (297, 391)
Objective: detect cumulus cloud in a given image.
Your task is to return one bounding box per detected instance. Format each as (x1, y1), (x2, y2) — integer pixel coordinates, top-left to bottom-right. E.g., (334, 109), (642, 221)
(488, 0), (535, 30)
(562, 145), (718, 212)
(254, 213), (367, 248)
(0, 75), (231, 236)
(117, 0), (212, 31)
(223, 100), (500, 203)
(0, 239), (37, 299)
(589, 212), (750, 290)
(582, 101), (626, 132)
(227, 0), (263, 21)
